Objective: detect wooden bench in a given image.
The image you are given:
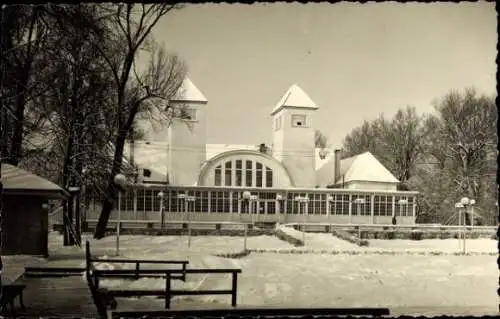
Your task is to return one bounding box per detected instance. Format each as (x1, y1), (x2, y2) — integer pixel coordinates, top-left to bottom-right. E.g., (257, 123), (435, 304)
(101, 268), (242, 309)
(85, 241), (189, 316)
(0, 284), (26, 314)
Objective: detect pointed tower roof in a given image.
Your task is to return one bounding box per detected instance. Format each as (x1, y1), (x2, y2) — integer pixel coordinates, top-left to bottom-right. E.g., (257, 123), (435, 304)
(271, 84), (318, 116)
(171, 77), (208, 103)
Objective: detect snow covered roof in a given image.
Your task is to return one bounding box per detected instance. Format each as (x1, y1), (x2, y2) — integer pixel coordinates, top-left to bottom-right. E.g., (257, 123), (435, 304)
(315, 152), (399, 187)
(1, 164), (69, 198)
(340, 152), (399, 184)
(171, 78), (207, 103)
(270, 84), (319, 116)
(205, 144), (259, 161)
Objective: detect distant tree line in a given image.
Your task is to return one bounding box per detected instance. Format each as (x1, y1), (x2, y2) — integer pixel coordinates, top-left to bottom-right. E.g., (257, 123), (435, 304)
(341, 88), (497, 225)
(0, 4), (188, 238)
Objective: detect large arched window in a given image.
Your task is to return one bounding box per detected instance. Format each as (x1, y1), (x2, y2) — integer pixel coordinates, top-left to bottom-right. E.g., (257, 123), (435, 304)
(213, 159), (274, 188)
(198, 150), (293, 188)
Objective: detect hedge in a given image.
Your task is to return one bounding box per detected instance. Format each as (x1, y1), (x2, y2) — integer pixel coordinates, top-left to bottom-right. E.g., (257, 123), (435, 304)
(346, 229), (494, 240)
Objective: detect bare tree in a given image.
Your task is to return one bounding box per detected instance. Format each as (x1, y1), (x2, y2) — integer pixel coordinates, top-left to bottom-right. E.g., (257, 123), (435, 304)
(381, 106), (426, 185)
(424, 88), (497, 224)
(342, 108), (427, 190)
(0, 5), (49, 166)
(93, 4), (186, 239)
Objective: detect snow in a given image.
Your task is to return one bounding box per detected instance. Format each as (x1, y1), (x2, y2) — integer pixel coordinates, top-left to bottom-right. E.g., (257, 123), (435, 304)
(17, 231), (496, 315)
(277, 226), (497, 254)
(228, 253), (497, 313)
(279, 225), (361, 250)
(341, 152), (399, 184)
(271, 84), (319, 115)
(172, 78), (207, 103)
(368, 238), (497, 253)
(2, 255), (46, 283)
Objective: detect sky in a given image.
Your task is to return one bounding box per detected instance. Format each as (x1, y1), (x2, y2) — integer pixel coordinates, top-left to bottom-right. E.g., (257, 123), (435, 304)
(144, 2), (496, 148)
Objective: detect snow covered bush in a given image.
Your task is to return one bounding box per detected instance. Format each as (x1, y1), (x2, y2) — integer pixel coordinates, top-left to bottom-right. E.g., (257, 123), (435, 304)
(275, 227), (304, 247)
(332, 229), (369, 247)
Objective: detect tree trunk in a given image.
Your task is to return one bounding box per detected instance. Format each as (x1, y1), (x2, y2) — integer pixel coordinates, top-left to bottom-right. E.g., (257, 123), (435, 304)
(93, 132), (127, 239)
(8, 62), (32, 166)
(62, 126), (75, 246)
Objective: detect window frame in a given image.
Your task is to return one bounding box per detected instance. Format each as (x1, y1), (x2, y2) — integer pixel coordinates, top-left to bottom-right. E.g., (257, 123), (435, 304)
(291, 114), (308, 128)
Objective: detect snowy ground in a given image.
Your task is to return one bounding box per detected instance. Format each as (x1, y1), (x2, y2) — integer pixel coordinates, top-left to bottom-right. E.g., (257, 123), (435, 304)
(7, 231), (498, 316)
(279, 226), (497, 254)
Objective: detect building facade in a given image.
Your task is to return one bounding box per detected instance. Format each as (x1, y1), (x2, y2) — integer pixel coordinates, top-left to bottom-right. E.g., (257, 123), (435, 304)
(93, 78), (419, 225)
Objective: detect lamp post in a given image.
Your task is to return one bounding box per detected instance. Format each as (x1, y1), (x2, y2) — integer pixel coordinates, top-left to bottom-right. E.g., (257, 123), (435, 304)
(250, 195), (258, 225)
(158, 191), (165, 229)
(327, 195), (334, 232)
(114, 174), (128, 256)
(242, 191), (251, 250)
(459, 197), (475, 254)
(276, 194), (284, 227)
(469, 199), (476, 229)
(454, 202), (464, 252)
(177, 193), (186, 239)
(186, 195), (196, 247)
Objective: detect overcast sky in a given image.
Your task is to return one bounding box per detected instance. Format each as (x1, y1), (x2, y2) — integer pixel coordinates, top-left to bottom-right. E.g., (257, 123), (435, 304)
(145, 2), (496, 148)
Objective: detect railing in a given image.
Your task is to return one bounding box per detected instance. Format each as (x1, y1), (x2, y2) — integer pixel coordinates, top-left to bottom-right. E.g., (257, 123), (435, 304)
(283, 222), (496, 232)
(93, 259), (189, 282)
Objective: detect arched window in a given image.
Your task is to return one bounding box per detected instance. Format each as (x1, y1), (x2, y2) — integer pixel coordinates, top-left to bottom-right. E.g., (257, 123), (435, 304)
(211, 159), (274, 188)
(225, 162), (232, 186)
(198, 150), (294, 188)
(266, 167), (273, 187)
(214, 165), (222, 186)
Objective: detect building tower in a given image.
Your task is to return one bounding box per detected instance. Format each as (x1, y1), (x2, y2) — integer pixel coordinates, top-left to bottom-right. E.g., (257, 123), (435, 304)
(167, 78), (208, 185)
(271, 84), (318, 188)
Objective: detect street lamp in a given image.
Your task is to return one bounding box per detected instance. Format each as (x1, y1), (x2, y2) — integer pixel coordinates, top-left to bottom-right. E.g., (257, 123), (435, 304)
(185, 195), (196, 247)
(114, 173), (129, 256)
(250, 195), (258, 225)
(469, 199), (476, 228)
(177, 193), (186, 239)
(158, 191), (165, 229)
(455, 202), (466, 254)
(242, 191), (251, 250)
(276, 194), (285, 226)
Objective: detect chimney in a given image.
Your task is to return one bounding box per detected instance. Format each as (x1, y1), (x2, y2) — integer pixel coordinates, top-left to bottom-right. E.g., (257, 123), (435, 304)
(259, 143), (267, 154)
(334, 149), (341, 186)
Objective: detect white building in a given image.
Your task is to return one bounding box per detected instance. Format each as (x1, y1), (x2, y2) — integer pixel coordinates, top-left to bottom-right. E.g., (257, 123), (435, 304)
(99, 78), (418, 225)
